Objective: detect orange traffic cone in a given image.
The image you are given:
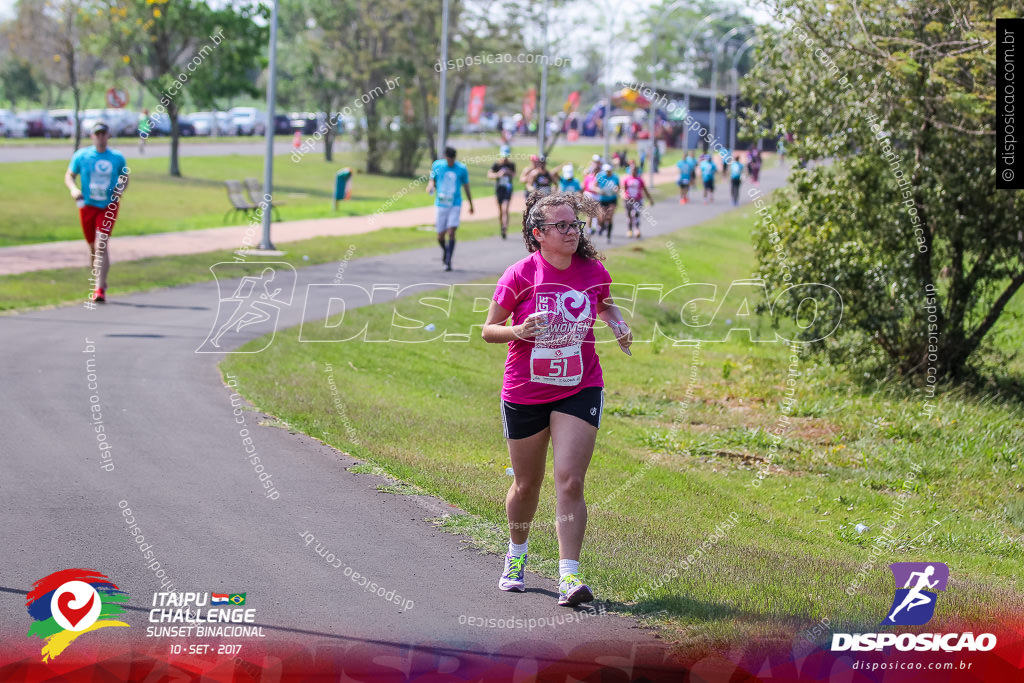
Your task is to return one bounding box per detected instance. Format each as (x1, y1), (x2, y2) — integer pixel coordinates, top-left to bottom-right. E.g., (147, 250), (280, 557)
(292, 130), (302, 149)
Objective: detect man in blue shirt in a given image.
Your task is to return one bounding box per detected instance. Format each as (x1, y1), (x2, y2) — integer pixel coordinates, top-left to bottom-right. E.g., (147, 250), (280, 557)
(699, 155), (716, 204)
(427, 146), (473, 271)
(676, 155), (692, 204)
(729, 154), (744, 206)
(558, 164), (582, 194)
(64, 121), (129, 303)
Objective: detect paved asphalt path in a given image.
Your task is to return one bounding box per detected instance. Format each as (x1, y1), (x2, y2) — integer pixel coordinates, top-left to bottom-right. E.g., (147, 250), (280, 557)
(0, 166), (788, 678)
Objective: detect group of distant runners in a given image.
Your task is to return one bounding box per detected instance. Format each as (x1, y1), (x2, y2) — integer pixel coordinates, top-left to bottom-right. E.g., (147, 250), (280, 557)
(431, 147), (660, 273)
(674, 147), (762, 207)
(431, 144), (770, 272)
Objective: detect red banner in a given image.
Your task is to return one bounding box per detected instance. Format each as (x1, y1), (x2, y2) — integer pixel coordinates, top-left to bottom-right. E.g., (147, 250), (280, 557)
(522, 88), (536, 121)
(564, 90), (580, 114)
(467, 85), (487, 124)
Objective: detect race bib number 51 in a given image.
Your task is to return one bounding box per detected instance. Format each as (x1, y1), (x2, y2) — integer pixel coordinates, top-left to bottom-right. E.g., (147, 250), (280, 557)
(530, 345), (583, 386)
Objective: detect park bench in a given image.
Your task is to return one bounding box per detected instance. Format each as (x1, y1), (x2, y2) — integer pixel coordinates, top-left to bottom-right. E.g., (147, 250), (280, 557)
(224, 180), (258, 223)
(244, 177), (285, 221)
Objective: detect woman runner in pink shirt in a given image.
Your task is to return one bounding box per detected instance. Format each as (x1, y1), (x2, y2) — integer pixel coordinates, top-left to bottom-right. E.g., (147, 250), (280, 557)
(482, 191), (632, 606)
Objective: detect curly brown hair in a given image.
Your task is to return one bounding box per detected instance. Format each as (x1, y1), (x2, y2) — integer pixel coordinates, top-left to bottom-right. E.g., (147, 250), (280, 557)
(521, 191), (604, 261)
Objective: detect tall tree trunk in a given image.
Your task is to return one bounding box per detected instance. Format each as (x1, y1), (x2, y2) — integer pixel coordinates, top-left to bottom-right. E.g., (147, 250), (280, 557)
(168, 101), (181, 177)
(322, 95), (337, 163)
(443, 81), (465, 147)
(72, 86), (81, 152)
(364, 96), (382, 174)
(415, 74), (435, 161)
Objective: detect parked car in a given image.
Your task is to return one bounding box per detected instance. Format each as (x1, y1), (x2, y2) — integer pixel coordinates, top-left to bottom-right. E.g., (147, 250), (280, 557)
(228, 107), (267, 136)
(188, 111), (234, 136)
(76, 108), (138, 137)
(0, 110), (28, 138)
(149, 112), (196, 136)
(79, 109), (117, 136)
(48, 109), (81, 137)
(18, 110), (62, 137)
(273, 114), (291, 135)
(288, 112), (320, 135)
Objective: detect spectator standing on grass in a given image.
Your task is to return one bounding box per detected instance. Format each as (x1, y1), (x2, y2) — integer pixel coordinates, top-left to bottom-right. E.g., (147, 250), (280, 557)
(64, 121), (129, 303)
(488, 145), (516, 239)
(482, 191), (632, 607)
(427, 146), (473, 272)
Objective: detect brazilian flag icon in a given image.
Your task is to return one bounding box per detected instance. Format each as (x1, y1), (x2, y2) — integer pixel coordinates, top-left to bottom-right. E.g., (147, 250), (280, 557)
(228, 593), (246, 605)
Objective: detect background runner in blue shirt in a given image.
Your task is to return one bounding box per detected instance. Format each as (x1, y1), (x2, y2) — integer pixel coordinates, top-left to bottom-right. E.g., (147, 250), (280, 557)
(427, 146), (473, 271)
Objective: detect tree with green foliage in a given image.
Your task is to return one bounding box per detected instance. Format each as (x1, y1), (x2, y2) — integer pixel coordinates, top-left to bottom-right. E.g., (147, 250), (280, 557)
(634, 2), (754, 92)
(4, 0), (99, 150)
(0, 58), (41, 109)
(90, 0), (267, 177)
(276, 0), (350, 163)
(743, 0), (1024, 379)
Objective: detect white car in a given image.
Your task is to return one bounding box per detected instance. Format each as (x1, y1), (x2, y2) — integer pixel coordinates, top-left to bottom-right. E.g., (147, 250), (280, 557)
(228, 107), (267, 136)
(0, 110), (29, 138)
(77, 108), (137, 137)
(189, 111), (234, 136)
(49, 109), (81, 137)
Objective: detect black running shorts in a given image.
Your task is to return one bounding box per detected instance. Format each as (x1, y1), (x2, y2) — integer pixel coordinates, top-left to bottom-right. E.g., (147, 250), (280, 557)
(501, 386), (604, 440)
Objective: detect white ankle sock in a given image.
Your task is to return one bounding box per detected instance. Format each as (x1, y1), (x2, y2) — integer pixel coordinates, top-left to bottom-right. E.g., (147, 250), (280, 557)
(559, 559), (579, 578)
(509, 540), (528, 556)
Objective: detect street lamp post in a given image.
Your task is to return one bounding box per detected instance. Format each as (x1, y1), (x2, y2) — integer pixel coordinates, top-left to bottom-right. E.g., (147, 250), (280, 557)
(709, 24), (756, 146)
(259, 0), (279, 251)
(437, 0), (450, 160)
(538, 0), (549, 156)
(645, 0), (691, 188)
(730, 36), (758, 152)
(604, 15), (614, 161)
(654, 10), (732, 155)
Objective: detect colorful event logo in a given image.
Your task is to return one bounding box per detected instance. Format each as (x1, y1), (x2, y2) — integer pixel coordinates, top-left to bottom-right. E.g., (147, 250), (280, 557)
(883, 562), (949, 626)
(26, 569), (130, 661)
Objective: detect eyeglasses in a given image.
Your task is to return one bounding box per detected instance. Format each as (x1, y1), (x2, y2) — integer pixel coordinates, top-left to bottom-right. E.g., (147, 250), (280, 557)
(538, 220), (585, 235)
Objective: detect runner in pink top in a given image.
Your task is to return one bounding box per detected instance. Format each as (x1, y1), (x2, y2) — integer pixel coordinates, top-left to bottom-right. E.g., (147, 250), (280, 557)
(492, 250), (610, 404)
(622, 162), (654, 239)
(482, 191), (632, 607)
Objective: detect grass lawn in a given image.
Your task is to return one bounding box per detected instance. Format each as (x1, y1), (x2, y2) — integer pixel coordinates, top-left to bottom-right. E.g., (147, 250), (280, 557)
(0, 143), (616, 247)
(220, 203), (1024, 656)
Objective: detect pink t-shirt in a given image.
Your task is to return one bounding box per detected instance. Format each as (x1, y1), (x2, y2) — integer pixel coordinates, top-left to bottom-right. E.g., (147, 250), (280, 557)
(582, 173), (599, 198)
(622, 175), (645, 200)
(493, 251), (612, 404)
